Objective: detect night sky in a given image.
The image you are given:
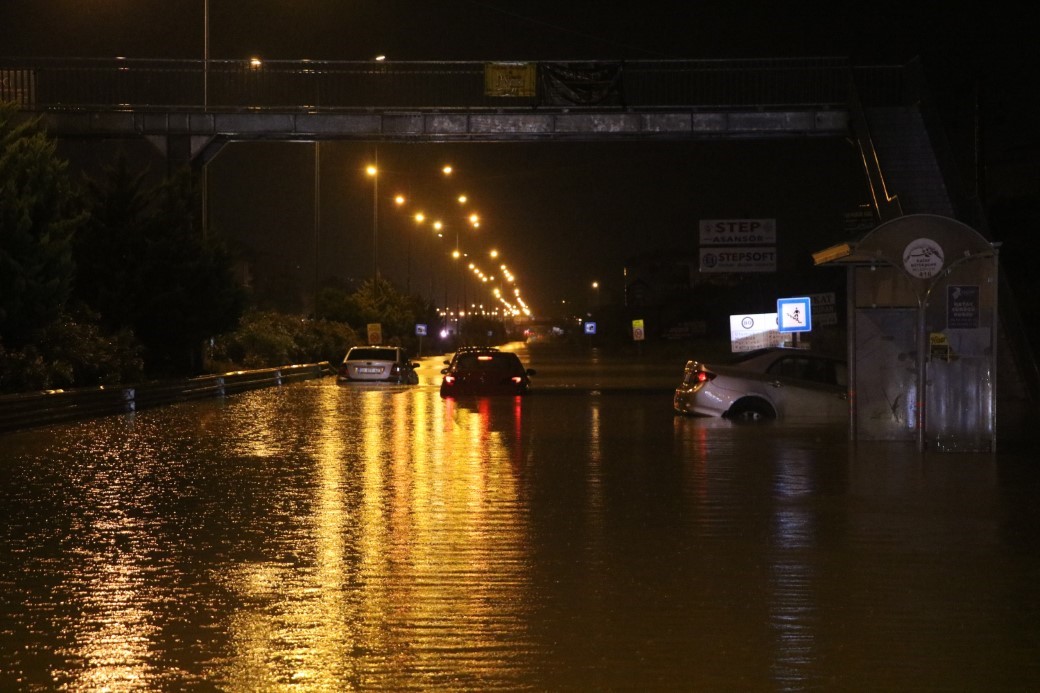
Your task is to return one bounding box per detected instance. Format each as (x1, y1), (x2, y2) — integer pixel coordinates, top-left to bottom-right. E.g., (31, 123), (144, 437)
(2, 2), (1034, 316)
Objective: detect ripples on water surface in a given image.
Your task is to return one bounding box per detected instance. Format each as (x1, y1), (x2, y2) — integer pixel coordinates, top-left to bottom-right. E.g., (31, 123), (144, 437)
(1, 378), (1038, 690)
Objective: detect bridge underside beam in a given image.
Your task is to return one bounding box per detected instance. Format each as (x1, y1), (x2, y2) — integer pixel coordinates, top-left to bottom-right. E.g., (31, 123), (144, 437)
(37, 109), (849, 155)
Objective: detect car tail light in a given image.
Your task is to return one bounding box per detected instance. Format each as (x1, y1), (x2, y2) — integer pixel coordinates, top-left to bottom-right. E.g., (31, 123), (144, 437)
(696, 370), (715, 384)
(444, 374), (456, 385)
(510, 376), (523, 384)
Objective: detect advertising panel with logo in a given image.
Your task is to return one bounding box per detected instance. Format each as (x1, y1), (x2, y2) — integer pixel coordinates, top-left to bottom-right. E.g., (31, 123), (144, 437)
(699, 219), (777, 273)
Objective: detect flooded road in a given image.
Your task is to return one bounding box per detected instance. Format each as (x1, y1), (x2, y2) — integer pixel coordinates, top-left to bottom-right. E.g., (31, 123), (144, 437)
(1, 344), (1038, 690)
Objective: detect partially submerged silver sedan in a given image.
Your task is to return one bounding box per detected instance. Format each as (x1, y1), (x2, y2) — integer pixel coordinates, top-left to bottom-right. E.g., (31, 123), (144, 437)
(337, 346), (419, 385)
(673, 348), (848, 421)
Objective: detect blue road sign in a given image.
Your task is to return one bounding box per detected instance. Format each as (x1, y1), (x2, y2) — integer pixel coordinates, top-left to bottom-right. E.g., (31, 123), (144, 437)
(777, 297), (812, 333)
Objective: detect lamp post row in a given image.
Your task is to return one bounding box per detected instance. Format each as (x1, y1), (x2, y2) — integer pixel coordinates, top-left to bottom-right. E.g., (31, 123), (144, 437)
(365, 162), (528, 321)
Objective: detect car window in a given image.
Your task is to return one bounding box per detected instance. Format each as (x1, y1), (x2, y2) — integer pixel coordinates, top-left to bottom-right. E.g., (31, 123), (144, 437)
(456, 353), (522, 372)
(767, 356), (842, 386)
(347, 348), (396, 361)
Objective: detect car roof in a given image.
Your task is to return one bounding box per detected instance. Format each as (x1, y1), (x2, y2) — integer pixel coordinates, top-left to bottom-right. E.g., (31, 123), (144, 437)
(455, 346), (499, 353)
(730, 347), (844, 363)
(346, 346), (400, 359)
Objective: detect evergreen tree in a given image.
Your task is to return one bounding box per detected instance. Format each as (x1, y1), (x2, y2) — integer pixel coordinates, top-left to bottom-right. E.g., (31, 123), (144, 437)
(73, 154), (151, 332)
(0, 103), (82, 348)
(134, 169), (246, 375)
(73, 162), (246, 376)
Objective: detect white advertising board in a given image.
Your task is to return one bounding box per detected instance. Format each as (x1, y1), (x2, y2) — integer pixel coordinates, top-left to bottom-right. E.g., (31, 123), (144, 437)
(700, 247), (777, 273)
(699, 219), (776, 245)
(729, 313), (783, 352)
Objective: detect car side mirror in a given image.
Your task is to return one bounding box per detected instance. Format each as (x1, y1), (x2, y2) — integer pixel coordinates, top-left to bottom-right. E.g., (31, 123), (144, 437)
(440, 368), (449, 375)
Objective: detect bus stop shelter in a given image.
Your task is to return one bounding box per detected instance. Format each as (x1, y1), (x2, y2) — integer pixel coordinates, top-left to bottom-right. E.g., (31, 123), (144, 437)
(813, 214), (999, 452)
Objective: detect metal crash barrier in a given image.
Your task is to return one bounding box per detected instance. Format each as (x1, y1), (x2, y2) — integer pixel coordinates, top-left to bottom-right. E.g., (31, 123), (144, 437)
(0, 362), (333, 433)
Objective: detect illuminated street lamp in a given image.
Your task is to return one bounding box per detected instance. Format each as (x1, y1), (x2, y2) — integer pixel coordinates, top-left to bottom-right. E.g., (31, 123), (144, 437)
(406, 208), (423, 294)
(366, 161), (378, 279)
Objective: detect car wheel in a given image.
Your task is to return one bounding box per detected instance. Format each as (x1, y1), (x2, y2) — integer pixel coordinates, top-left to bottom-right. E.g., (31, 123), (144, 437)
(727, 399), (775, 421)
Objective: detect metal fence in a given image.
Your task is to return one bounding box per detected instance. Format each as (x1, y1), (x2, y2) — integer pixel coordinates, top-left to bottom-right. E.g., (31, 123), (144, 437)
(1, 57), (908, 112)
(0, 362), (333, 433)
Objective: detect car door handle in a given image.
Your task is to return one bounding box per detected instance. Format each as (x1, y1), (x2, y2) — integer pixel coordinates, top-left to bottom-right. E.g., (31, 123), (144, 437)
(769, 380), (782, 388)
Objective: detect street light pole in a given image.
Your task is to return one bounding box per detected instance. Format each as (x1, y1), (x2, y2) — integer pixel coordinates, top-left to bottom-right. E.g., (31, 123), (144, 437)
(203, 0), (209, 108)
(367, 151), (379, 280)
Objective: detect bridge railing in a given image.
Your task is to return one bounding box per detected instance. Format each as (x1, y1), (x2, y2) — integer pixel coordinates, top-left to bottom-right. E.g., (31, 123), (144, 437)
(2, 57), (907, 112)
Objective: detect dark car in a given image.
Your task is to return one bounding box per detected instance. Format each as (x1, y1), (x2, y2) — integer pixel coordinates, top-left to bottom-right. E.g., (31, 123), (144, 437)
(439, 350), (535, 397)
(337, 346), (419, 384)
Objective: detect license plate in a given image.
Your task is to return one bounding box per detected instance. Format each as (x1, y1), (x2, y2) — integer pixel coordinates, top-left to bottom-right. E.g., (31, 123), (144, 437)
(357, 367), (382, 374)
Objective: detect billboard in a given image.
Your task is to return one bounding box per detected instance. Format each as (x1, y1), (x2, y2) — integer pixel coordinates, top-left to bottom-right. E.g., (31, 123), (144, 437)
(700, 247), (776, 273)
(729, 313), (783, 352)
(699, 219), (776, 245)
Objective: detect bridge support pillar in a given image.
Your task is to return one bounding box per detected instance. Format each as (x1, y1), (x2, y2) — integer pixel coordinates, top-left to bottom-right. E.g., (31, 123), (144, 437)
(144, 134), (225, 176)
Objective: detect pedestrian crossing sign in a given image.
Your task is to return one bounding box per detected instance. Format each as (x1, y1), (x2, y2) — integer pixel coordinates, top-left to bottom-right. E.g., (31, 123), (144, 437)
(777, 297), (812, 333)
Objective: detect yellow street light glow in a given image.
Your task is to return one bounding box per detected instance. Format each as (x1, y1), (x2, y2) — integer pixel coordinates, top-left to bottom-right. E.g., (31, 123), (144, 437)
(457, 195), (467, 204)
(469, 213), (479, 225)
(395, 194), (405, 206)
(489, 249), (498, 258)
(365, 165), (377, 177)
(452, 249), (461, 259)
(442, 165), (453, 176)
(249, 57), (263, 69)
(414, 212), (425, 223)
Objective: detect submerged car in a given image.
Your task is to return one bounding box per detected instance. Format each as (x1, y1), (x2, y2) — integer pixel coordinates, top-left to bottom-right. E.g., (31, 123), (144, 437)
(673, 348), (848, 421)
(337, 346), (419, 384)
(440, 349), (535, 397)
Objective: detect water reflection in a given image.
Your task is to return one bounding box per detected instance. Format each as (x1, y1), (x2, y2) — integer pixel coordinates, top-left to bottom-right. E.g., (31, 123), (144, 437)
(206, 386), (535, 688)
(1, 383), (1038, 690)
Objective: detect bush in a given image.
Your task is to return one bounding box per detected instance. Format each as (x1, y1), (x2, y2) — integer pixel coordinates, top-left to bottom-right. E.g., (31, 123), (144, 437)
(0, 314), (144, 393)
(206, 311), (359, 372)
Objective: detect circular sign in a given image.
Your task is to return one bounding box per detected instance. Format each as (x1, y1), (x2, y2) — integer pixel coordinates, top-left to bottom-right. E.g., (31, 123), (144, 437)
(741, 316), (754, 329)
(902, 238), (945, 279)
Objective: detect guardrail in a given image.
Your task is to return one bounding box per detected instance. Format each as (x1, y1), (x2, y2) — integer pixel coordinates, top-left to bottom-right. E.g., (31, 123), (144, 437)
(0, 362), (334, 433)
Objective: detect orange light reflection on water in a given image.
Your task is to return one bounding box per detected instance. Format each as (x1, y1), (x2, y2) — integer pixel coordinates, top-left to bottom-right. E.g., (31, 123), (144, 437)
(214, 385), (533, 687)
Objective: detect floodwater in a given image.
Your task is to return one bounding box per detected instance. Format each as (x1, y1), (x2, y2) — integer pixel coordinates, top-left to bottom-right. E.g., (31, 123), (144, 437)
(1, 345), (1038, 690)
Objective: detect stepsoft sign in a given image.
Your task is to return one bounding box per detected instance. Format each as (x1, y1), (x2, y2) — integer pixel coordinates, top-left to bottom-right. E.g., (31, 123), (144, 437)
(700, 247), (776, 272)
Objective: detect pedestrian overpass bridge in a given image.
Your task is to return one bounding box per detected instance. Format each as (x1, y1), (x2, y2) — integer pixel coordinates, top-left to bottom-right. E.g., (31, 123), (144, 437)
(2, 55), (969, 227)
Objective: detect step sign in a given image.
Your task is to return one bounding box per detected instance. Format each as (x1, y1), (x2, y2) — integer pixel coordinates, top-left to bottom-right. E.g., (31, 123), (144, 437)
(777, 297), (812, 333)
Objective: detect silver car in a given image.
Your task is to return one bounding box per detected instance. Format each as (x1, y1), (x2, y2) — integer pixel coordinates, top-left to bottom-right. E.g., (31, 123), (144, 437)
(673, 348), (848, 421)
(337, 346), (419, 384)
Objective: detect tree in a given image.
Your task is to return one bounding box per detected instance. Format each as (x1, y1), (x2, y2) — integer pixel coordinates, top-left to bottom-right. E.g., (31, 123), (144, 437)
(0, 103), (82, 348)
(134, 169), (247, 375)
(350, 276), (417, 337)
(73, 153), (151, 333)
(73, 163), (246, 376)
